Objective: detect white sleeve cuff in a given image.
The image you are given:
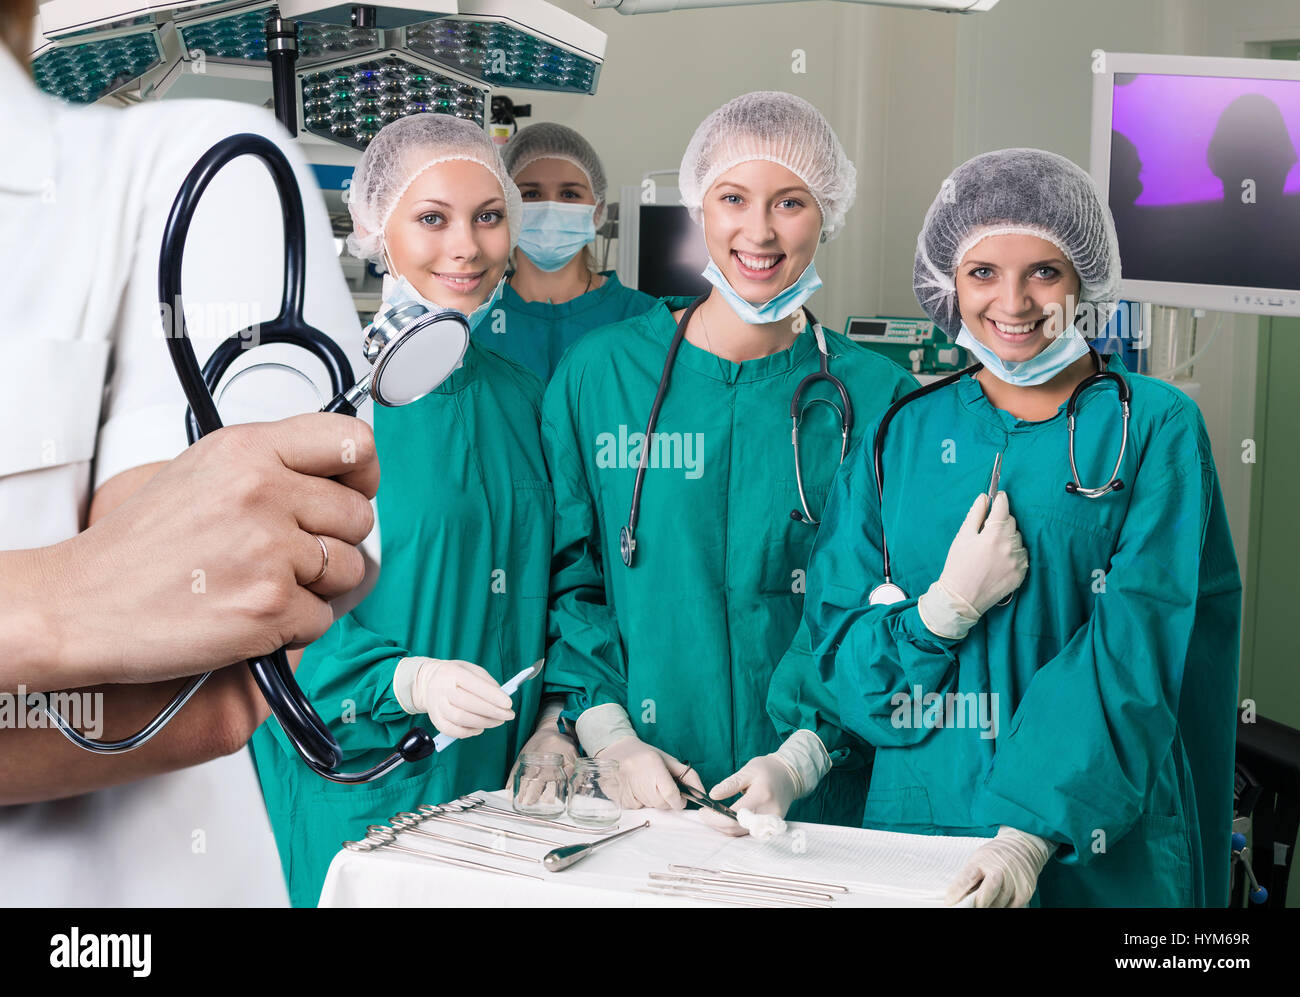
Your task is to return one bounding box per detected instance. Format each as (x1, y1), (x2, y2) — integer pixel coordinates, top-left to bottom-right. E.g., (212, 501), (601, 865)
(574, 702), (636, 757)
(917, 580), (982, 641)
(774, 729), (832, 799)
(392, 656), (426, 715)
(93, 402), (191, 492)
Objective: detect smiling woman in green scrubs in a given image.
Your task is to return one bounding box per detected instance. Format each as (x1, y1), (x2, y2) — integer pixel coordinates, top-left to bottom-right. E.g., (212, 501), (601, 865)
(478, 122), (656, 381)
(789, 148), (1241, 907)
(541, 92), (916, 824)
(249, 115), (572, 907)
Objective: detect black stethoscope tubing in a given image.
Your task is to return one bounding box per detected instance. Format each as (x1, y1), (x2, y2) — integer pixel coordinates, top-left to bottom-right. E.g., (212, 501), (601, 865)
(620, 294), (851, 567)
(158, 133), (435, 782)
(871, 349), (1131, 596)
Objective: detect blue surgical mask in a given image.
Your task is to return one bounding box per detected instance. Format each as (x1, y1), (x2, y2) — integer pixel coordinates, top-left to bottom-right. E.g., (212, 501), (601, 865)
(955, 320), (1091, 386)
(381, 271), (505, 334)
(701, 255), (823, 325)
(516, 201), (597, 272)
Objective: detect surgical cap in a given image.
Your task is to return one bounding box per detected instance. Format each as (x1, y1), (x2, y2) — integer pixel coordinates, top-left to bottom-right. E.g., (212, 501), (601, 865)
(678, 91), (857, 240)
(503, 122), (608, 224)
(345, 113), (523, 263)
(913, 147), (1121, 339)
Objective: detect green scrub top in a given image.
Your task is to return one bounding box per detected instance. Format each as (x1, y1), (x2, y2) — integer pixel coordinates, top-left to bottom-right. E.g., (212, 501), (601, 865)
(794, 355), (1241, 906)
(249, 339), (554, 907)
(476, 270), (658, 382)
(541, 296), (918, 824)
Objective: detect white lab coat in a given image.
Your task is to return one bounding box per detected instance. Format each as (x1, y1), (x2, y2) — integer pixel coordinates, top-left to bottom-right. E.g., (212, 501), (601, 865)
(0, 47), (370, 906)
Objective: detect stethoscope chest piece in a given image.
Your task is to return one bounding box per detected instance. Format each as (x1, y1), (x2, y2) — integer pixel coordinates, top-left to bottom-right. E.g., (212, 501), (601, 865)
(869, 582), (907, 606)
(363, 305), (470, 408)
(620, 526), (635, 568)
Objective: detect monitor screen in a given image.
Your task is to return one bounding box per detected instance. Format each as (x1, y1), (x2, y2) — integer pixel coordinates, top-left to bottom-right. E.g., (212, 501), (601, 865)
(1108, 71), (1300, 293)
(636, 204), (711, 299)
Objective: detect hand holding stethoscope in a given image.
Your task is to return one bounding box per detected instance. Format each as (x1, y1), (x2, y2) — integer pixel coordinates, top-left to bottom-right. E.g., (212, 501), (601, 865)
(46, 134), (474, 784)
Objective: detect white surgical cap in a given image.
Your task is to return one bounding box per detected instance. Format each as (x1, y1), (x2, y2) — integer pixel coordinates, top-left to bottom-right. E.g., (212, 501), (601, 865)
(503, 121), (608, 225)
(914, 147), (1121, 339)
(345, 113), (523, 263)
(678, 91), (856, 240)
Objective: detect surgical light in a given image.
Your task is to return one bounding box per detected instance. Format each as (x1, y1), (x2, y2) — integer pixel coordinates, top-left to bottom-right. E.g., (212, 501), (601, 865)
(30, 12), (166, 104)
(29, 2), (607, 150)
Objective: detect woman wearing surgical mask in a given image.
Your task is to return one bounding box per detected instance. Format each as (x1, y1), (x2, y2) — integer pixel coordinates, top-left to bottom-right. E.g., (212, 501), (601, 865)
(249, 115), (573, 907)
(481, 122), (656, 381)
(790, 148), (1240, 906)
(541, 93), (916, 822)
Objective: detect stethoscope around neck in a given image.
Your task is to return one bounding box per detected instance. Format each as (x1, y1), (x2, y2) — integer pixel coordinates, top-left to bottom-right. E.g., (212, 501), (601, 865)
(619, 294), (853, 568)
(43, 133), (472, 784)
(867, 348), (1131, 606)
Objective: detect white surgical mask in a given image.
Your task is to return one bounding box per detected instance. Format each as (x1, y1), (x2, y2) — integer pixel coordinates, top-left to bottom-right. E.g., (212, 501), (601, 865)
(955, 320), (1091, 386)
(381, 269), (504, 335)
(516, 201), (597, 272)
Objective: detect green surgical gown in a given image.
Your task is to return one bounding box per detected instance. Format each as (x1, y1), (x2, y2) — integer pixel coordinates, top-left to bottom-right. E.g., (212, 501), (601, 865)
(475, 270), (658, 381)
(249, 339), (554, 907)
(542, 297), (917, 824)
(792, 356), (1241, 906)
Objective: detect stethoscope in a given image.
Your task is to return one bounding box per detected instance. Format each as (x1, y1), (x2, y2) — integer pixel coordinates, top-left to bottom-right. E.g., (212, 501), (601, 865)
(619, 294), (853, 568)
(44, 134), (473, 784)
(867, 348), (1131, 606)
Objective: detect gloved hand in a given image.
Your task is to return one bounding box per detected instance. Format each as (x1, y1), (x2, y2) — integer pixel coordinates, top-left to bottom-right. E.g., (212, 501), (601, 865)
(700, 754), (800, 836)
(507, 703), (578, 807)
(392, 656), (514, 738)
(596, 736), (705, 811)
(945, 826), (1054, 907)
(699, 729), (831, 836)
(918, 490), (1028, 640)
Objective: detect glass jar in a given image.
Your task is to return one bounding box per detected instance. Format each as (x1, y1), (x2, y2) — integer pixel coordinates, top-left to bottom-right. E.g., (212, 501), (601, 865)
(511, 752), (568, 818)
(566, 758), (622, 828)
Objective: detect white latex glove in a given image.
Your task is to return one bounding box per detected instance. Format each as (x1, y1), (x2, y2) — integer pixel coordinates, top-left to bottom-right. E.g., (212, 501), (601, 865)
(700, 755), (799, 836)
(945, 826), (1054, 908)
(918, 490), (1028, 640)
(700, 730), (830, 836)
(596, 736), (705, 811)
(392, 656), (514, 738)
(507, 703), (579, 807)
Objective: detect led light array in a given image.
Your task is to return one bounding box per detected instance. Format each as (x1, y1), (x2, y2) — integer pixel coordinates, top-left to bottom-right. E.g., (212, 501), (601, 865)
(406, 18), (596, 93)
(301, 56), (485, 150)
(176, 4), (273, 60)
(31, 27), (163, 103)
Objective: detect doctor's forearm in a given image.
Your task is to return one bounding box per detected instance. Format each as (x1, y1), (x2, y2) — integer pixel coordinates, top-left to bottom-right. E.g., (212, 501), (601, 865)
(0, 547), (69, 691)
(0, 665), (269, 806)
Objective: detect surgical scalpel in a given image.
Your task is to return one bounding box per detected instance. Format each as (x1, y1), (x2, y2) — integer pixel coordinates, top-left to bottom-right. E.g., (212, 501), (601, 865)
(433, 660), (542, 752)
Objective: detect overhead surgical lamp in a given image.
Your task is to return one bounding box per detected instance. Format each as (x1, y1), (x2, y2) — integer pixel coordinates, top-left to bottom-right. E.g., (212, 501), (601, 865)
(29, 1), (607, 148)
(588, 0), (998, 12)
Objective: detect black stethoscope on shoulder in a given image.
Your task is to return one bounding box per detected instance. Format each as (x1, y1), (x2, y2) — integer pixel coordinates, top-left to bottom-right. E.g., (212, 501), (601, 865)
(619, 294), (854, 568)
(867, 348), (1131, 606)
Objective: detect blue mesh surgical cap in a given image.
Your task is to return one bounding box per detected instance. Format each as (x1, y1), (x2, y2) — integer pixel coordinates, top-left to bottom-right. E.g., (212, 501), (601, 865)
(913, 148), (1121, 339)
